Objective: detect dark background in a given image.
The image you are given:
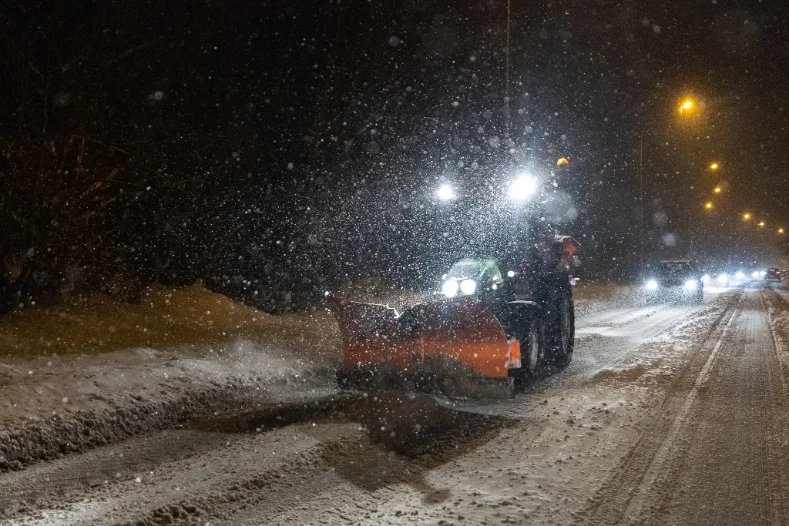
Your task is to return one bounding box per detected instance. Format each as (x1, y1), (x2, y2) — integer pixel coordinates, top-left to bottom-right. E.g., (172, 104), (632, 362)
(1, 0), (788, 312)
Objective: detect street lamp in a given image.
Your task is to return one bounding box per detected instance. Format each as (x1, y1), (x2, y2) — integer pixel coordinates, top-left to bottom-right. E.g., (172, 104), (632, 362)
(779, 228), (785, 234)
(638, 95), (700, 266)
(679, 99), (695, 114)
(758, 221), (765, 228)
(743, 213), (751, 221)
(704, 201), (713, 210)
(713, 186), (722, 194)
(709, 162), (719, 171)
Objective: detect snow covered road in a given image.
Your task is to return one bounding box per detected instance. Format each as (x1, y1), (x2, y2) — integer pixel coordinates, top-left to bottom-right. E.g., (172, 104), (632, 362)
(3, 283), (789, 525)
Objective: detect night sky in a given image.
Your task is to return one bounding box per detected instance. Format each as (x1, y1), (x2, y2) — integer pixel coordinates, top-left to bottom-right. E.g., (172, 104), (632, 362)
(1, 0), (788, 309)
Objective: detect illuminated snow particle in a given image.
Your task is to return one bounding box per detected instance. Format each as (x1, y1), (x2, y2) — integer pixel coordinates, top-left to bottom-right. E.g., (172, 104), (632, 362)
(662, 233), (677, 247)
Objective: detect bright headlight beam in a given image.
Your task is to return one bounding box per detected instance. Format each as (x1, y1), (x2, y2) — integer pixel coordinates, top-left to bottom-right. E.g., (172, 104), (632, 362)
(646, 279), (659, 291)
(460, 279), (477, 295)
(684, 280), (698, 290)
(436, 183), (456, 201)
(507, 174), (538, 202)
(442, 280), (459, 298)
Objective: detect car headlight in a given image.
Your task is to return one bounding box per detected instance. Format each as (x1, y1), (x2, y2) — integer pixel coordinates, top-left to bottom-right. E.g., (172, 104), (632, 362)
(735, 271), (745, 280)
(752, 271), (760, 279)
(760, 271), (767, 278)
(442, 279), (459, 298)
(684, 279), (698, 290)
(702, 274), (710, 283)
(460, 279), (477, 295)
(646, 279), (659, 291)
(717, 273), (728, 284)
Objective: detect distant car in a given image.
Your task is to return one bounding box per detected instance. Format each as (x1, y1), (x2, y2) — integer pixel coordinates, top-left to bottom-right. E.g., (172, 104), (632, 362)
(702, 271), (729, 287)
(765, 268), (782, 281)
(644, 259), (704, 304)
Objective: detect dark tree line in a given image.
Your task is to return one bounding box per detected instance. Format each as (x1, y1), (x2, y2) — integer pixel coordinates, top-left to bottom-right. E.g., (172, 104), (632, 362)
(2, 1), (787, 313)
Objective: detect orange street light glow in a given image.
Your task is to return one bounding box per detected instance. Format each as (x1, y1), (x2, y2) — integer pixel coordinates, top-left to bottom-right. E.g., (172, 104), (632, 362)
(779, 228), (785, 234)
(758, 221), (765, 227)
(679, 99), (695, 114)
(713, 186), (722, 194)
(556, 157), (569, 166)
(704, 201), (713, 209)
(709, 162), (719, 170)
(743, 213), (751, 220)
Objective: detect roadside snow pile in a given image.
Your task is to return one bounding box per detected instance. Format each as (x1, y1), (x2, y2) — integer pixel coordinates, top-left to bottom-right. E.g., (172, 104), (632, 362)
(573, 283), (640, 317)
(763, 287), (789, 354)
(0, 285), (341, 470)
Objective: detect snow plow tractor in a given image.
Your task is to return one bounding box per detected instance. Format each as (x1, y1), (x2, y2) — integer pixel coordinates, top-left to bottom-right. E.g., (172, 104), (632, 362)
(329, 236), (579, 399)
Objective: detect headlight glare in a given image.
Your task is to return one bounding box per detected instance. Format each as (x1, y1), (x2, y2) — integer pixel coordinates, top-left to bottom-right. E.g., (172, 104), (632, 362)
(684, 279), (698, 290)
(507, 174), (538, 201)
(460, 279), (477, 295)
(646, 279), (659, 291)
(442, 279), (459, 298)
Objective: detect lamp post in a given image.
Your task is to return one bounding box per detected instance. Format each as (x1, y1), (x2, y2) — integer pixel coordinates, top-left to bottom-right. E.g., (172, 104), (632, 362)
(638, 97), (697, 267)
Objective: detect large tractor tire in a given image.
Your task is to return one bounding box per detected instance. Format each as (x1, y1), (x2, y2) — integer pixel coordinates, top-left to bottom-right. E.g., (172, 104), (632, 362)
(522, 316), (545, 378)
(544, 277), (575, 370)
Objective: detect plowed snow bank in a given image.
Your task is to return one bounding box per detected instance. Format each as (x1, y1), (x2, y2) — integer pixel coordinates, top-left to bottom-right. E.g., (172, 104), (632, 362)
(0, 285), (341, 470)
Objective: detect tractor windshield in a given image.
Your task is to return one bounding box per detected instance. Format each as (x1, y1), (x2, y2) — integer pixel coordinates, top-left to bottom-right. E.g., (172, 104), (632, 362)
(446, 258), (503, 285)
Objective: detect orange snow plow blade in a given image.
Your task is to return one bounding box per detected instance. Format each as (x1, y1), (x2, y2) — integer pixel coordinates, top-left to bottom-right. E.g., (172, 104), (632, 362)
(328, 296), (519, 398)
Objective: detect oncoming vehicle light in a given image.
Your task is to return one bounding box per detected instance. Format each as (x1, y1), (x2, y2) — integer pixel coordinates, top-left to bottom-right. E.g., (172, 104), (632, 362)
(646, 279), (659, 291)
(460, 279), (477, 295)
(717, 273), (728, 285)
(507, 270), (516, 278)
(760, 271), (767, 278)
(752, 271), (760, 279)
(702, 274), (710, 283)
(735, 271), (745, 280)
(442, 279), (459, 298)
(684, 279), (698, 290)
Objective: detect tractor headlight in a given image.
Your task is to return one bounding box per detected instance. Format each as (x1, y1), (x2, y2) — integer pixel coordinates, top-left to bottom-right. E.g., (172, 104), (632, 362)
(460, 279), (477, 295)
(442, 279), (459, 298)
(646, 279), (659, 291)
(684, 280), (698, 290)
(507, 174), (538, 202)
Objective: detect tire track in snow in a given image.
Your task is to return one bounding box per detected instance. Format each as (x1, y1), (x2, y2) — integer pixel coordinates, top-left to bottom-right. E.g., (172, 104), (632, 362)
(577, 289), (743, 524)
